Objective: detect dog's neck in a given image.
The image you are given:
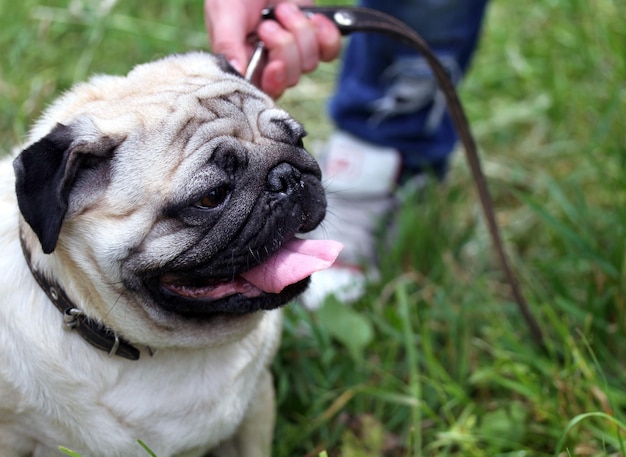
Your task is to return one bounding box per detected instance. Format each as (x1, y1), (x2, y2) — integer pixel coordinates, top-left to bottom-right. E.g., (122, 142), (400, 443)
(19, 231), (142, 361)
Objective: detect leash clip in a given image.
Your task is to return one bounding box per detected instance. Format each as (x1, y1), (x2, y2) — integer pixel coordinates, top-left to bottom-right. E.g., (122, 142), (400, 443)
(244, 40), (266, 82)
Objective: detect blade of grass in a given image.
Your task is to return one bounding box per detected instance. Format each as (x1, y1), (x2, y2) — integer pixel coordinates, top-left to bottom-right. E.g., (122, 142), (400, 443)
(397, 281), (422, 455)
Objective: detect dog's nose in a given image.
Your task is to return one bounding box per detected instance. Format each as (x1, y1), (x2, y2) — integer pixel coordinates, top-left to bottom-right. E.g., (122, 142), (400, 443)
(266, 163), (303, 195)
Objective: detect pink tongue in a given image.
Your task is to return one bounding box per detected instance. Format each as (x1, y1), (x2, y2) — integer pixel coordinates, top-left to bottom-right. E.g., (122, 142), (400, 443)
(241, 239), (343, 294)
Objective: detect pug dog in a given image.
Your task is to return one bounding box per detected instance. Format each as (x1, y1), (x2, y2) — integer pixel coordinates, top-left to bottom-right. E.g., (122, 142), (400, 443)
(0, 52), (341, 457)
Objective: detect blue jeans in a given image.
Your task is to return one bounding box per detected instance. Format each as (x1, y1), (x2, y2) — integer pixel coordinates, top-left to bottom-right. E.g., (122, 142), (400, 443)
(329, 0), (489, 178)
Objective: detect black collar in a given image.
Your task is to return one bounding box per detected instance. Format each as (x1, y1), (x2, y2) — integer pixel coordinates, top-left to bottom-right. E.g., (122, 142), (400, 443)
(20, 233), (141, 361)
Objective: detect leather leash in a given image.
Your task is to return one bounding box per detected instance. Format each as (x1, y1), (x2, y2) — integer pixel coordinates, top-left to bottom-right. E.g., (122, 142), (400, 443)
(259, 6), (546, 351)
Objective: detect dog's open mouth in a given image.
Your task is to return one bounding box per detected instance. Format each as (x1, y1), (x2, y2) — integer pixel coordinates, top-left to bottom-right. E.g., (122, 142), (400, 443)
(160, 274), (264, 300)
(153, 239), (342, 316)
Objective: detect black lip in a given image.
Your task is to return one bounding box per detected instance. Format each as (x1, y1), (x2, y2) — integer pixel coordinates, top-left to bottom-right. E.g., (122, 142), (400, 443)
(143, 274), (309, 319)
(141, 228), (306, 319)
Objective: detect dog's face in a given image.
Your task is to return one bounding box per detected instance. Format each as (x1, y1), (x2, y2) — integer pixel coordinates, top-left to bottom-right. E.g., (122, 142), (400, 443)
(14, 53), (328, 348)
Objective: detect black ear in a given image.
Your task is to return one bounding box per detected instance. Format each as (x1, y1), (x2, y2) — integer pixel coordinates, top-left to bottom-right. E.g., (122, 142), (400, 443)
(13, 122), (119, 254)
(213, 53), (245, 78)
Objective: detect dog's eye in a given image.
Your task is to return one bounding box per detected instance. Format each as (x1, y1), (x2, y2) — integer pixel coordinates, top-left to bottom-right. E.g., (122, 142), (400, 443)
(193, 186), (229, 209)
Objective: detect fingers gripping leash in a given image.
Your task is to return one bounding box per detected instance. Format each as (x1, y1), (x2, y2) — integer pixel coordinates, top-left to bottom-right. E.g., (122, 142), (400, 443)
(249, 6), (547, 352)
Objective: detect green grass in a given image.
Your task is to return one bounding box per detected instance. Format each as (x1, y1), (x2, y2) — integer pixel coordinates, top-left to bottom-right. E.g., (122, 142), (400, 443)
(2, 0), (625, 456)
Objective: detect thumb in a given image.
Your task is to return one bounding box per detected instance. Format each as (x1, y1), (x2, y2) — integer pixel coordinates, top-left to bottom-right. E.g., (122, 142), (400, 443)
(205, 3), (250, 74)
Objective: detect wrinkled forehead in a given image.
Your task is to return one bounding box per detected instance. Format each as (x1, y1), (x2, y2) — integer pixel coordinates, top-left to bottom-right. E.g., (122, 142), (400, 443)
(120, 55), (305, 147)
(106, 55), (305, 160)
(164, 89), (306, 153)
(121, 52), (277, 119)
(108, 90), (305, 169)
(29, 53), (290, 144)
(99, 63), (276, 135)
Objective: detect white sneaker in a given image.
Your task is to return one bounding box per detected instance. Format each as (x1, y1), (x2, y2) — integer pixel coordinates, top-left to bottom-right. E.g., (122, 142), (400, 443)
(301, 131), (402, 309)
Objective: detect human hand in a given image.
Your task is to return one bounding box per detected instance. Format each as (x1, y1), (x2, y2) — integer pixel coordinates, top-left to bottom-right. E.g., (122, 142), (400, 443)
(204, 0), (341, 99)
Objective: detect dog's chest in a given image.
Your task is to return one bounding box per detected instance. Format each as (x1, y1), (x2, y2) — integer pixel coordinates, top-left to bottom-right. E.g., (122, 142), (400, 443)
(17, 347), (260, 457)
(96, 347), (262, 455)
(4, 310), (281, 457)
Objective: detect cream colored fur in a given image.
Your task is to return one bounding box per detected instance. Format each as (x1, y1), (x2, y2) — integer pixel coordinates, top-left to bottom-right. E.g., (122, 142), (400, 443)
(0, 53), (290, 457)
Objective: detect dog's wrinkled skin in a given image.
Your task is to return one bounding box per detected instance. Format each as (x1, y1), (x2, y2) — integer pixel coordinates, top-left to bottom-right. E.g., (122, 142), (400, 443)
(0, 52), (327, 457)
